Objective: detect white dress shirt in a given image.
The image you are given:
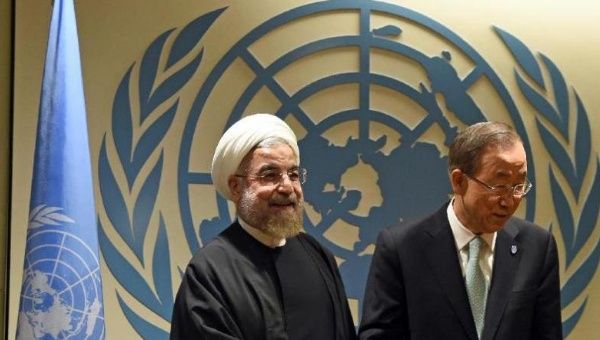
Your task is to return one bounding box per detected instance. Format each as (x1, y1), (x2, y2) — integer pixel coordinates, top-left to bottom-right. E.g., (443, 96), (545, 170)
(447, 199), (496, 289)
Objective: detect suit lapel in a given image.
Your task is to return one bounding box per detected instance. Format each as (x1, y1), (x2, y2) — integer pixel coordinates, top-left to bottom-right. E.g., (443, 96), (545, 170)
(423, 209), (479, 340)
(482, 222), (520, 340)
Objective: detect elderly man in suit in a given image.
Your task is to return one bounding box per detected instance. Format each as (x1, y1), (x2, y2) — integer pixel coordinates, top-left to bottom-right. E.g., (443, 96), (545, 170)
(359, 121), (561, 339)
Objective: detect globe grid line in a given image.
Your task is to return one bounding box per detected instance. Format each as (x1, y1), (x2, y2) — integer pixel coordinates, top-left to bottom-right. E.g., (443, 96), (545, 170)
(359, 6), (371, 141)
(26, 229), (101, 258)
(47, 232), (68, 287)
(61, 302), (105, 321)
(21, 263), (102, 302)
(21, 228), (103, 307)
(25, 248), (95, 281)
(57, 267), (102, 297)
(234, 48), (314, 130)
(26, 229), (102, 264)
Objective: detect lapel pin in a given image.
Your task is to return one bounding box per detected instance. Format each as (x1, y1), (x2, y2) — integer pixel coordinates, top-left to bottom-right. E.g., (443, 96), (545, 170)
(511, 244), (518, 255)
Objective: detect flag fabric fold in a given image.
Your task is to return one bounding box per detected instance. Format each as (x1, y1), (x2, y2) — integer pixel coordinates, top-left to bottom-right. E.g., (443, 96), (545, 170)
(16, 0), (105, 338)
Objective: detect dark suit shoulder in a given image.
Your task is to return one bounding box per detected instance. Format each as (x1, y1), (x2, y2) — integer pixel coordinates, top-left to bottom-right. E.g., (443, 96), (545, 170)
(186, 222), (271, 274)
(188, 224), (236, 259)
(296, 231), (332, 255)
(294, 232), (342, 273)
(505, 216), (554, 244)
(382, 204), (449, 245)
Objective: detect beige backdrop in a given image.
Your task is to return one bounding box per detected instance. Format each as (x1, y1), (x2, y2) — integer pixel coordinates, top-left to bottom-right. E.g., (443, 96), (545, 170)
(1, 0), (13, 336)
(9, 0), (600, 338)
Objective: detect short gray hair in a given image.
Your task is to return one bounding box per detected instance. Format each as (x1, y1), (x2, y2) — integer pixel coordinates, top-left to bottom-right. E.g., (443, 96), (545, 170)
(448, 121), (522, 175)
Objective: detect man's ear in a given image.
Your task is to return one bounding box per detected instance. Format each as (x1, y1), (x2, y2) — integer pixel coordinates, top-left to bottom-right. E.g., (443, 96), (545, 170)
(228, 175), (242, 202)
(450, 168), (467, 195)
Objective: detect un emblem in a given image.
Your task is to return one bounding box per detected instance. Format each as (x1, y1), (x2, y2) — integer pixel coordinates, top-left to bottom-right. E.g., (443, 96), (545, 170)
(19, 208), (103, 339)
(98, 1), (600, 338)
(181, 0), (534, 318)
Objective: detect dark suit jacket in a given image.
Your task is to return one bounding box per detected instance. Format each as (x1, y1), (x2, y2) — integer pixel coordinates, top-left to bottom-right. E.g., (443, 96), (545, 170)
(359, 203), (562, 340)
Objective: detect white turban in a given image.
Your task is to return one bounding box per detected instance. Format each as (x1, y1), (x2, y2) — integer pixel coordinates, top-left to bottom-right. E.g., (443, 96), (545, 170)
(211, 113), (299, 201)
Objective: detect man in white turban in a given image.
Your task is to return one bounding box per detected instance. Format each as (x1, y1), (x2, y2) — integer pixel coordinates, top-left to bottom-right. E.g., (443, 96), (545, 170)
(171, 114), (357, 340)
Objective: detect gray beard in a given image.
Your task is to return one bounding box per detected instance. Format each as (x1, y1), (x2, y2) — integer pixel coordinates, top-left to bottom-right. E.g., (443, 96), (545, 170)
(262, 208), (303, 239)
(238, 193), (304, 239)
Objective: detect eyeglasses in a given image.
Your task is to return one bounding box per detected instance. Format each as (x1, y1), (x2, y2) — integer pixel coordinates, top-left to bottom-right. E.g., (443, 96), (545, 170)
(235, 167), (307, 185)
(463, 173), (532, 197)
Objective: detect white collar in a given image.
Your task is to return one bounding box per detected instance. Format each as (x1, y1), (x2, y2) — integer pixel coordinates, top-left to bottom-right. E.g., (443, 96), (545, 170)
(447, 198), (496, 252)
(238, 217), (287, 248)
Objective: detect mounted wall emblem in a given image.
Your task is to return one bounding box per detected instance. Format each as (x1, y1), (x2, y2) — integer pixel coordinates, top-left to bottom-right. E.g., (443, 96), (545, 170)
(97, 1), (599, 338)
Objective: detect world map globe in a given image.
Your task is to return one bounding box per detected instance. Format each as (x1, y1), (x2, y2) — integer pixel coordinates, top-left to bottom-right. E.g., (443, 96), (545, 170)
(18, 229), (104, 339)
(179, 0), (533, 317)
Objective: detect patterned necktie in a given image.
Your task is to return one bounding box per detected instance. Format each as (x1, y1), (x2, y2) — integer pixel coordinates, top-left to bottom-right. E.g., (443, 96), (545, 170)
(466, 236), (487, 338)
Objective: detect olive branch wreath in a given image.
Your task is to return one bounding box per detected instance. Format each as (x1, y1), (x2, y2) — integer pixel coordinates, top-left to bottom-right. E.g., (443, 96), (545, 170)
(97, 9), (225, 338)
(496, 27), (600, 337)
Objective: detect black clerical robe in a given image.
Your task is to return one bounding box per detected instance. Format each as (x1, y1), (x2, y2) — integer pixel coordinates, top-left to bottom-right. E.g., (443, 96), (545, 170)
(171, 222), (357, 340)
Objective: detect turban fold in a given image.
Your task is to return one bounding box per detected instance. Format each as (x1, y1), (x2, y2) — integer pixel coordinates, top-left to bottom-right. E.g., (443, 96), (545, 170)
(211, 114), (299, 200)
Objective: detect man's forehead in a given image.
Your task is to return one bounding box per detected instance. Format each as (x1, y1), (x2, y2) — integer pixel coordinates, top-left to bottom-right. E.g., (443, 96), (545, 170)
(246, 144), (298, 165)
(478, 143), (527, 174)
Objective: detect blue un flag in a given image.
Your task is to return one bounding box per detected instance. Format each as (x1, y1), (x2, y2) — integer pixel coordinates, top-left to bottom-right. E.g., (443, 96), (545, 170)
(16, 0), (105, 338)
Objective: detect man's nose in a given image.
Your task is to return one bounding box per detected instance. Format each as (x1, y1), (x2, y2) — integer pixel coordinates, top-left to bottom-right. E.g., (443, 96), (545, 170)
(499, 192), (517, 207)
(276, 175), (294, 193)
